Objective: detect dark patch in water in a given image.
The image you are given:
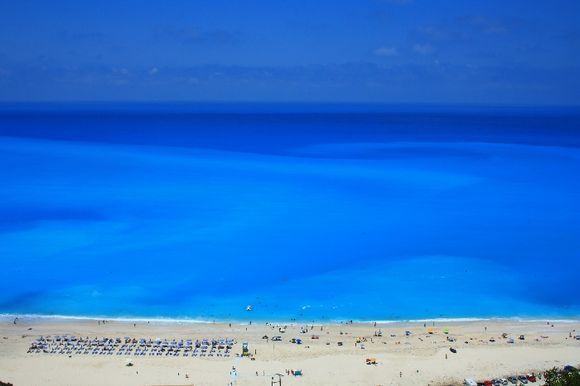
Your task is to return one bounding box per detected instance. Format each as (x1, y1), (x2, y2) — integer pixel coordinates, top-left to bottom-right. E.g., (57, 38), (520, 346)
(0, 206), (107, 234)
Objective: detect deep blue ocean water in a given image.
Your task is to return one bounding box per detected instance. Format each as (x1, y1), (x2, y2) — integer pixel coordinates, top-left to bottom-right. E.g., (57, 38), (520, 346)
(0, 103), (579, 321)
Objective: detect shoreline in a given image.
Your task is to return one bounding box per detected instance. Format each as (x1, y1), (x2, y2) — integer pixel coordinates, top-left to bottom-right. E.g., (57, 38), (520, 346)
(2, 313), (580, 325)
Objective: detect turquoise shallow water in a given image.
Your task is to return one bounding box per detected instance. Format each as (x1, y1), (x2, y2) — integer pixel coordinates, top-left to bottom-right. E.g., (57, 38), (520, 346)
(0, 104), (579, 321)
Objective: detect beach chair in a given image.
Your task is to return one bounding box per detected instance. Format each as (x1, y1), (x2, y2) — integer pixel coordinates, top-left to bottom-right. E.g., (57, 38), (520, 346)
(366, 358), (377, 365)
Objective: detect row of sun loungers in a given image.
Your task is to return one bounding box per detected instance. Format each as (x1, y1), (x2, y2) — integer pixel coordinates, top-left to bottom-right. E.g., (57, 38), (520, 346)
(27, 336), (235, 358)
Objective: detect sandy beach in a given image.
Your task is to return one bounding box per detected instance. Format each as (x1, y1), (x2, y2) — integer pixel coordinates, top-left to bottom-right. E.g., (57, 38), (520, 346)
(0, 317), (578, 386)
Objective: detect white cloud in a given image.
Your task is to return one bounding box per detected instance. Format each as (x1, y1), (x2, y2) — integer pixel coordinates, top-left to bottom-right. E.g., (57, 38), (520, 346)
(112, 67), (129, 75)
(373, 47), (399, 57)
(413, 43), (435, 55)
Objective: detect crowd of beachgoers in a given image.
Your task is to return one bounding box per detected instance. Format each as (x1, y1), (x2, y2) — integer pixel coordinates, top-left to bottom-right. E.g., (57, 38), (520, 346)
(28, 335), (235, 357)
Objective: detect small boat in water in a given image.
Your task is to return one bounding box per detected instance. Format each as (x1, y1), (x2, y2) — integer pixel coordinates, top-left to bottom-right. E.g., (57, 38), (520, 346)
(245, 305), (253, 311)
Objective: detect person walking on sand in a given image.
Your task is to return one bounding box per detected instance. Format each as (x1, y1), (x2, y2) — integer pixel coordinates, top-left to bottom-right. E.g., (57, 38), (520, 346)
(400, 371), (402, 378)
(230, 366), (238, 385)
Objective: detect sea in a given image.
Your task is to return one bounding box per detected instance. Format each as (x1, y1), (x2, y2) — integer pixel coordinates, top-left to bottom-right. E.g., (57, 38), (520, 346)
(0, 103), (579, 322)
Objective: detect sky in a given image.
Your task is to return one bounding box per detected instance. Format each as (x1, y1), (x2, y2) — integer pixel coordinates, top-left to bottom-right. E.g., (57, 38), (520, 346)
(0, 0), (579, 104)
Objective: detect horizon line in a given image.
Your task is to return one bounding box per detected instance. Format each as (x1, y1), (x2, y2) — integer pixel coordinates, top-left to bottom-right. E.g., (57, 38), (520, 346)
(1, 101), (579, 113)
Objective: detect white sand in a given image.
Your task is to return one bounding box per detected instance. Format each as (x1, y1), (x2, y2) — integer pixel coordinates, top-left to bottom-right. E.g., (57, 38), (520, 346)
(0, 317), (578, 385)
